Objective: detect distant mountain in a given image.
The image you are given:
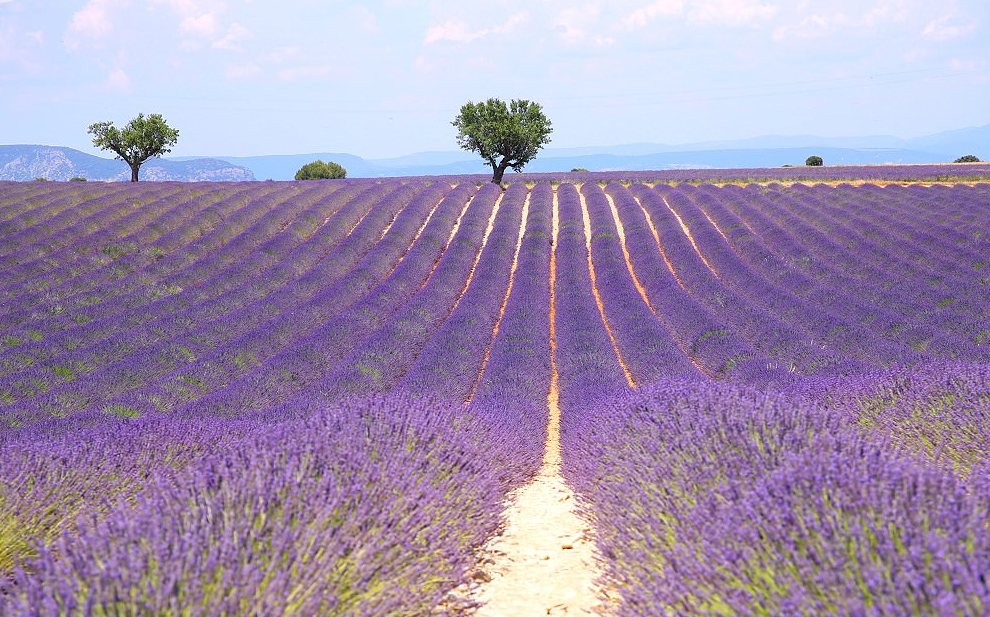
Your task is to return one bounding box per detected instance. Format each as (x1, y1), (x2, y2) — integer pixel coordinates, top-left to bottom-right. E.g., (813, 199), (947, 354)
(5, 124), (985, 181)
(0, 145), (254, 181)
(197, 124), (988, 180)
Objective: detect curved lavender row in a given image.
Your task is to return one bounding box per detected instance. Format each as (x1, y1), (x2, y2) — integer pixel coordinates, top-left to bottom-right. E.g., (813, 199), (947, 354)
(177, 183), (479, 418)
(0, 183), (169, 265)
(827, 184), (990, 322)
(67, 182), (426, 419)
(1, 395), (516, 616)
(813, 184), (990, 301)
(580, 182), (701, 384)
(0, 182), (84, 223)
(553, 182), (631, 412)
(661, 184), (920, 368)
(691, 184), (987, 362)
(397, 183), (529, 402)
(629, 184), (856, 376)
(0, 183), (356, 366)
(467, 182), (554, 475)
(784, 183), (985, 297)
(895, 183), (990, 240)
(397, 162), (990, 186)
(0, 185), (189, 300)
(0, 183), (438, 423)
(0, 183), (274, 325)
(794, 361), (990, 475)
(0, 412), (246, 571)
(604, 183), (784, 385)
(306, 184), (506, 403)
(0, 185), (363, 410)
(780, 184), (990, 341)
(861, 184), (990, 254)
(565, 381), (990, 616)
(722, 184), (990, 349)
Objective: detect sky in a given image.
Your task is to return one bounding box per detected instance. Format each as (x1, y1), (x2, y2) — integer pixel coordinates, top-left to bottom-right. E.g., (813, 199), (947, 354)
(2, 0), (989, 159)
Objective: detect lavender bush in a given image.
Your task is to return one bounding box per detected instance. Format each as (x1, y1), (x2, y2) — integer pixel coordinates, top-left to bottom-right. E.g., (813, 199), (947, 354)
(1, 174), (988, 614)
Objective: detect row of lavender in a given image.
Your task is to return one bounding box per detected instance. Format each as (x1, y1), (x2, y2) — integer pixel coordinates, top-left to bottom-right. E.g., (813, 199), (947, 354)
(558, 181), (990, 614)
(410, 161), (990, 186)
(2, 177), (990, 613)
(0, 179), (548, 613)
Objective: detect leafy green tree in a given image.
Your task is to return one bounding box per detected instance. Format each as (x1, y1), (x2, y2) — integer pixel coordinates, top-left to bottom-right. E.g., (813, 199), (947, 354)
(294, 160), (347, 180)
(452, 98), (552, 184)
(805, 155), (824, 167)
(88, 113), (179, 182)
(954, 154), (981, 163)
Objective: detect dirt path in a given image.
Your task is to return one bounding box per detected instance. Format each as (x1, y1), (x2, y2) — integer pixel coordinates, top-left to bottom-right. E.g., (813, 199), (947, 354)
(446, 187), (610, 616)
(457, 385), (607, 616)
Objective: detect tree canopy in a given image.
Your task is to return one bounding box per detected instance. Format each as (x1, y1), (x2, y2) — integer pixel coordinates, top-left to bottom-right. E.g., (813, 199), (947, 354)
(954, 154), (981, 163)
(88, 113), (179, 182)
(452, 98), (552, 184)
(295, 160), (347, 180)
(805, 155), (824, 167)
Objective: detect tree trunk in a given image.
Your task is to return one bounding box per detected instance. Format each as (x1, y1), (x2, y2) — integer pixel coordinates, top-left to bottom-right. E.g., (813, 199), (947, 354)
(491, 160), (510, 184)
(130, 163), (141, 182)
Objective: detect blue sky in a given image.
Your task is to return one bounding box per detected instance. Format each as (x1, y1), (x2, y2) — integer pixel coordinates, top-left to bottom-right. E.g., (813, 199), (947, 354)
(2, 0), (988, 158)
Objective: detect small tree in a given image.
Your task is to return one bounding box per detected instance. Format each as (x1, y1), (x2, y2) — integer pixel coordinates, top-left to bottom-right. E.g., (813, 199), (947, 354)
(805, 155), (824, 167)
(452, 98), (552, 184)
(88, 113), (179, 182)
(295, 160), (347, 180)
(954, 154), (981, 163)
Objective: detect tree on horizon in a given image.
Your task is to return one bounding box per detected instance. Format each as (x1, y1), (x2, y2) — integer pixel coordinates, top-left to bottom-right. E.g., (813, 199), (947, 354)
(88, 113), (179, 182)
(452, 98), (552, 184)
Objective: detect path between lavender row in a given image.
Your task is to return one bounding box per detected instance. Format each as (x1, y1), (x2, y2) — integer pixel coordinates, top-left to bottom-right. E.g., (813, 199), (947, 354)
(451, 385), (609, 616)
(446, 189), (611, 616)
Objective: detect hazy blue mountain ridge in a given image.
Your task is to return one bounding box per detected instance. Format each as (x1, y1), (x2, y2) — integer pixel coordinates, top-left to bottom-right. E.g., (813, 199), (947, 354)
(3, 124), (985, 181)
(0, 145), (254, 181)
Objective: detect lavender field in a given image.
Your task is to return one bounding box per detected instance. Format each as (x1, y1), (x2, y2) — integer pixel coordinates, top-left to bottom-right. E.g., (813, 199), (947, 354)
(1, 170), (989, 615)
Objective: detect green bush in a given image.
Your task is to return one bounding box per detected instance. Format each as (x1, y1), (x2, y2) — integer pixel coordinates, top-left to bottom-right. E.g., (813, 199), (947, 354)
(295, 160), (346, 180)
(805, 155), (824, 167)
(954, 154), (981, 163)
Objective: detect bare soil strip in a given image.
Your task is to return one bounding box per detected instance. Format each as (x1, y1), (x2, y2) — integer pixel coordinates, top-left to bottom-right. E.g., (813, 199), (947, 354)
(465, 193), (530, 403)
(448, 187), (609, 616)
(579, 189), (636, 388)
(662, 195), (721, 280)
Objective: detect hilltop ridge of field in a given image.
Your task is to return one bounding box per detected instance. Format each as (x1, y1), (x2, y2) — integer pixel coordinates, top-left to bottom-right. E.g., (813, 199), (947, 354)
(186, 122), (989, 179)
(4, 123), (987, 182)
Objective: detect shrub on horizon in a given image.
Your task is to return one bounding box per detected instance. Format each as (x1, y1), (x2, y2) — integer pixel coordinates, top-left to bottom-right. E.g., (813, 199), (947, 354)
(955, 154), (981, 163)
(295, 159), (346, 180)
(806, 155), (824, 166)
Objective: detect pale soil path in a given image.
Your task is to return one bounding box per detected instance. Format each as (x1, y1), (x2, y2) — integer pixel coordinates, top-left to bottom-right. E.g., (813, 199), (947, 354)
(444, 186), (611, 616)
(464, 385), (609, 616)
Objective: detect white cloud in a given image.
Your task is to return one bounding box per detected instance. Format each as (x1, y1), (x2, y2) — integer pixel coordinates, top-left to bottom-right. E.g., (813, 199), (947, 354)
(862, 0), (914, 26)
(278, 65), (336, 81)
(65, 0), (118, 50)
(267, 46), (302, 64)
(772, 14), (837, 42)
(424, 12), (528, 44)
(948, 58), (979, 72)
(688, 0), (777, 27)
(104, 67), (132, 91)
(349, 5), (379, 33)
(623, 0), (684, 29)
(922, 15), (976, 41)
(180, 12), (218, 37)
(553, 4), (607, 46)
(212, 22), (251, 50)
(226, 61), (261, 80)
